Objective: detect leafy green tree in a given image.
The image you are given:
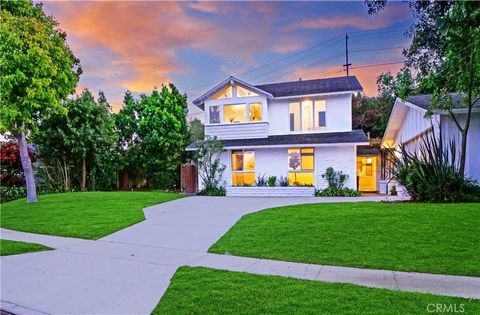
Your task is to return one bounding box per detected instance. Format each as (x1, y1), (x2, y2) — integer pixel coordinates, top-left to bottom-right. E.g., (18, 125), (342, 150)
(195, 136), (226, 193)
(366, 0), (479, 175)
(188, 118), (205, 143)
(0, 0), (81, 202)
(36, 90), (118, 191)
(136, 85), (189, 189)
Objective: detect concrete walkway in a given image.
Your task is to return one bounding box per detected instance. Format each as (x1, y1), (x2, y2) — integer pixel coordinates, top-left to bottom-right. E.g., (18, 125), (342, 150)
(1, 196), (478, 315)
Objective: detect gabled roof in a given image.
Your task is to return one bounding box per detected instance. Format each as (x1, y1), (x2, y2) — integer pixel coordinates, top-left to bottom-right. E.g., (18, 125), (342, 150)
(186, 129), (368, 150)
(255, 76), (363, 98)
(192, 76), (273, 108)
(407, 93), (480, 111)
(192, 76), (363, 109)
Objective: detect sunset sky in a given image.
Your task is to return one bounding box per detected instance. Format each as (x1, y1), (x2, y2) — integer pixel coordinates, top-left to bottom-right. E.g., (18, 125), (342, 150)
(41, 1), (413, 113)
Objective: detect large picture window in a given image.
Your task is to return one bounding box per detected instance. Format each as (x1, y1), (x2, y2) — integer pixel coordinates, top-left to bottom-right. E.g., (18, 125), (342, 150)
(289, 100), (326, 131)
(288, 148), (314, 185)
(232, 150), (255, 185)
(224, 104), (246, 123)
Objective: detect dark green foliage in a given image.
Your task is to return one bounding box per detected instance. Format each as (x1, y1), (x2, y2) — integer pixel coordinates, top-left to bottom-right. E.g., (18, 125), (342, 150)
(316, 167), (361, 197)
(390, 134), (480, 202)
(197, 186), (226, 196)
(115, 86), (189, 190)
(267, 175), (277, 187)
(315, 187), (361, 197)
(0, 186), (26, 203)
(36, 89), (118, 191)
(188, 118), (204, 143)
(255, 173), (267, 187)
(195, 136), (226, 194)
(389, 185), (397, 196)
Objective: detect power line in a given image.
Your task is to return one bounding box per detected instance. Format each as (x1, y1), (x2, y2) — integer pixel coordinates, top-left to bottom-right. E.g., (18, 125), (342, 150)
(351, 46), (404, 53)
(185, 23), (405, 92)
(350, 61), (405, 70)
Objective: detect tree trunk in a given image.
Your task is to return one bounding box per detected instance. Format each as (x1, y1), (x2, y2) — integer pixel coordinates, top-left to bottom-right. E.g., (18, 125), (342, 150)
(16, 131), (37, 202)
(459, 130), (468, 176)
(81, 157), (86, 192)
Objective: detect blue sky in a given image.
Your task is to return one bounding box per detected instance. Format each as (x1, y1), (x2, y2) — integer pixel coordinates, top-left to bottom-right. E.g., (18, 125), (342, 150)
(42, 1), (413, 112)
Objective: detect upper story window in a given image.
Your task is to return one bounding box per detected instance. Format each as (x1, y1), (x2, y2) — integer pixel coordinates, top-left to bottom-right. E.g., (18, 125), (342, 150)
(213, 86), (233, 100)
(289, 100), (326, 131)
(237, 85), (259, 98)
(209, 106), (220, 124)
(224, 104), (246, 123)
(249, 103), (262, 121)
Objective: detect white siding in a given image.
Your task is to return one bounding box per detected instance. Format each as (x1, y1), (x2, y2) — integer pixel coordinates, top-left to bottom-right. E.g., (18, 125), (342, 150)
(315, 145), (357, 189)
(205, 122), (269, 139)
(268, 93), (353, 135)
(395, 106), (436, 150)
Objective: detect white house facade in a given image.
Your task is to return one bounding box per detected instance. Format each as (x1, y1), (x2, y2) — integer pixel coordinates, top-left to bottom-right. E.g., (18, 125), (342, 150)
(187, 76), (369, 196)
(381, 94), (480, 194)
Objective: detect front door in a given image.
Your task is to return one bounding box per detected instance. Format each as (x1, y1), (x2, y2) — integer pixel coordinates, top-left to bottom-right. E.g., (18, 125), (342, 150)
(356, 156), (377, 192)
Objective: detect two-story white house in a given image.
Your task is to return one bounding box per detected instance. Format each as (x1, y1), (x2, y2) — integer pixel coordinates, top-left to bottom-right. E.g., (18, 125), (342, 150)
(187, 76), (369, 196)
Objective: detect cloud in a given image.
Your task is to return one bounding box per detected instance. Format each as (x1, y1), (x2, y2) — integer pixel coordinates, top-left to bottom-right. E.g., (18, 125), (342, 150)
(291, 5), (410, 30)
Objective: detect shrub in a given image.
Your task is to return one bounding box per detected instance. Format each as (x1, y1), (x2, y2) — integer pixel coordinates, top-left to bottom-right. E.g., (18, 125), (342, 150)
(389, 133), (479, 202)
(321, 167), (349, 189)
(0, 186), (27, 203)
(198, 186), (226, 196)
(255, 174), (267, 187)
(195, 136), (226, 194)
(278, 176), (289, 187)
(390, 185), (397, 196)
(315, 187), (361, 197)
(267, 176), (277, 187)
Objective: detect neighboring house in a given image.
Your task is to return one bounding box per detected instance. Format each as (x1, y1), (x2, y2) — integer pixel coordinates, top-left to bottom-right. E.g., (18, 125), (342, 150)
(187, 75), (369, 196)
(381, 94), (480, 194)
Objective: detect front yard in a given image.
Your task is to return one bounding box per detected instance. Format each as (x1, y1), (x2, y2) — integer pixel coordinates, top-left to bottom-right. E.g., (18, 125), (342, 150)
(209, 202), (480, 276)
(154, 267), (480, 314)
(0, 239), (51, 256)
(0, 192), (182, 239)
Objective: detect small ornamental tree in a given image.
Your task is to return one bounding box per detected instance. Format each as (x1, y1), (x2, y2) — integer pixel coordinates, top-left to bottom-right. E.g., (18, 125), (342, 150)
(0, 0), (81, 202)
(195, 136), (226, 194)
(288, 154), (301, 185)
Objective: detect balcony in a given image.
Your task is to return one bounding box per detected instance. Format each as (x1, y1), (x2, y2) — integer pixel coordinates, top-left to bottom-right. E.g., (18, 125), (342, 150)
(205, 121), (269, 140)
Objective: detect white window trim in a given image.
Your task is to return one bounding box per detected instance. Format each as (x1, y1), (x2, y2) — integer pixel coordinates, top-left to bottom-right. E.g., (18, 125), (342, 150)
(289, 100), (327, 132)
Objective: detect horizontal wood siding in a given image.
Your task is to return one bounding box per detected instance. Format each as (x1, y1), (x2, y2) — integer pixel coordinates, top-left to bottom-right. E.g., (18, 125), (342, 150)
(205, 122), (269, 139)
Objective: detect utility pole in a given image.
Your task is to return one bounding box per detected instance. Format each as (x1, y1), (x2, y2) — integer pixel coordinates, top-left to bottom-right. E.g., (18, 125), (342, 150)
(343, 33), (351, 76)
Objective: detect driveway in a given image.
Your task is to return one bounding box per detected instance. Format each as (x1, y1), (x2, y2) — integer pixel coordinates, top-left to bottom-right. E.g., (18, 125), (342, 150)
(0, 195), (422, 314)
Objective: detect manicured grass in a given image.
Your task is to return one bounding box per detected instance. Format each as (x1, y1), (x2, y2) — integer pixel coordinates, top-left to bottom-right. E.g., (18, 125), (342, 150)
(209, 202), (480, 276)
(153, 267), (480, 314)
(0, 239), (51, 256)
(0, 192), (182, 239)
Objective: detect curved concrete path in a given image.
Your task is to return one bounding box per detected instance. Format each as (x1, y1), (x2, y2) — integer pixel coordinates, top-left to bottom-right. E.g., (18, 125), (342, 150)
(1, 196), (478, 315)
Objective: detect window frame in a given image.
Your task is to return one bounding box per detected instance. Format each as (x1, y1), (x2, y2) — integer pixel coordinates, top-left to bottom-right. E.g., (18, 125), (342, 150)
(287, 148), (315, 185)
(231, 150), (256, 186)
(289, 99), (327, 132)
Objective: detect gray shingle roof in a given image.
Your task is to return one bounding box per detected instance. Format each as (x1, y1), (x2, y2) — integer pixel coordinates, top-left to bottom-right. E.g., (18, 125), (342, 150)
(407, 93), (480, 110)
(186, 129), (368, 150)
(255, 76), (363, 98)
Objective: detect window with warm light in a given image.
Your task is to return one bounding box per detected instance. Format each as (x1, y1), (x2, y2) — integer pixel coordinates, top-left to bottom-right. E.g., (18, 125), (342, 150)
(287, 148), (314, 185)
(289, 100), (326, 131)
(213, 86), (233, 100)
(232, 150), (255, 185)
(249, 103), (262, 121)
(209, 106), (220, 124)
(237, 85), (259, 98)
(224, 104), (246, 123)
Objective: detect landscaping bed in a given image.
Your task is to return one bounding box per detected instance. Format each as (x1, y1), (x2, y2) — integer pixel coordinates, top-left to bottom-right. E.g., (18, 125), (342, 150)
(209, 202), (480, 276)
(0, 192), (182, 239)
(153, 267), (480, 314)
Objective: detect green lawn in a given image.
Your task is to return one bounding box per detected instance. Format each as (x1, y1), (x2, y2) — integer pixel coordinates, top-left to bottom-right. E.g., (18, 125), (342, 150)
(209, 202), (480, 276)
(0, 239), (51, 256)
(153, 267), (480, 314)
(0, 192), (182, 239)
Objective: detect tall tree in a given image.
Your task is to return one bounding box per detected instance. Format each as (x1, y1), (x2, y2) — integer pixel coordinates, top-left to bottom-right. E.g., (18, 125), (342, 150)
(0, 0), (81, 202)
(366, 0), (479, 175)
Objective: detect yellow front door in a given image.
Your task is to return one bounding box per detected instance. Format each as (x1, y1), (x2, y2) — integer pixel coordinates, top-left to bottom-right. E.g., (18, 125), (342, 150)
(357, 156), (377, 192)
